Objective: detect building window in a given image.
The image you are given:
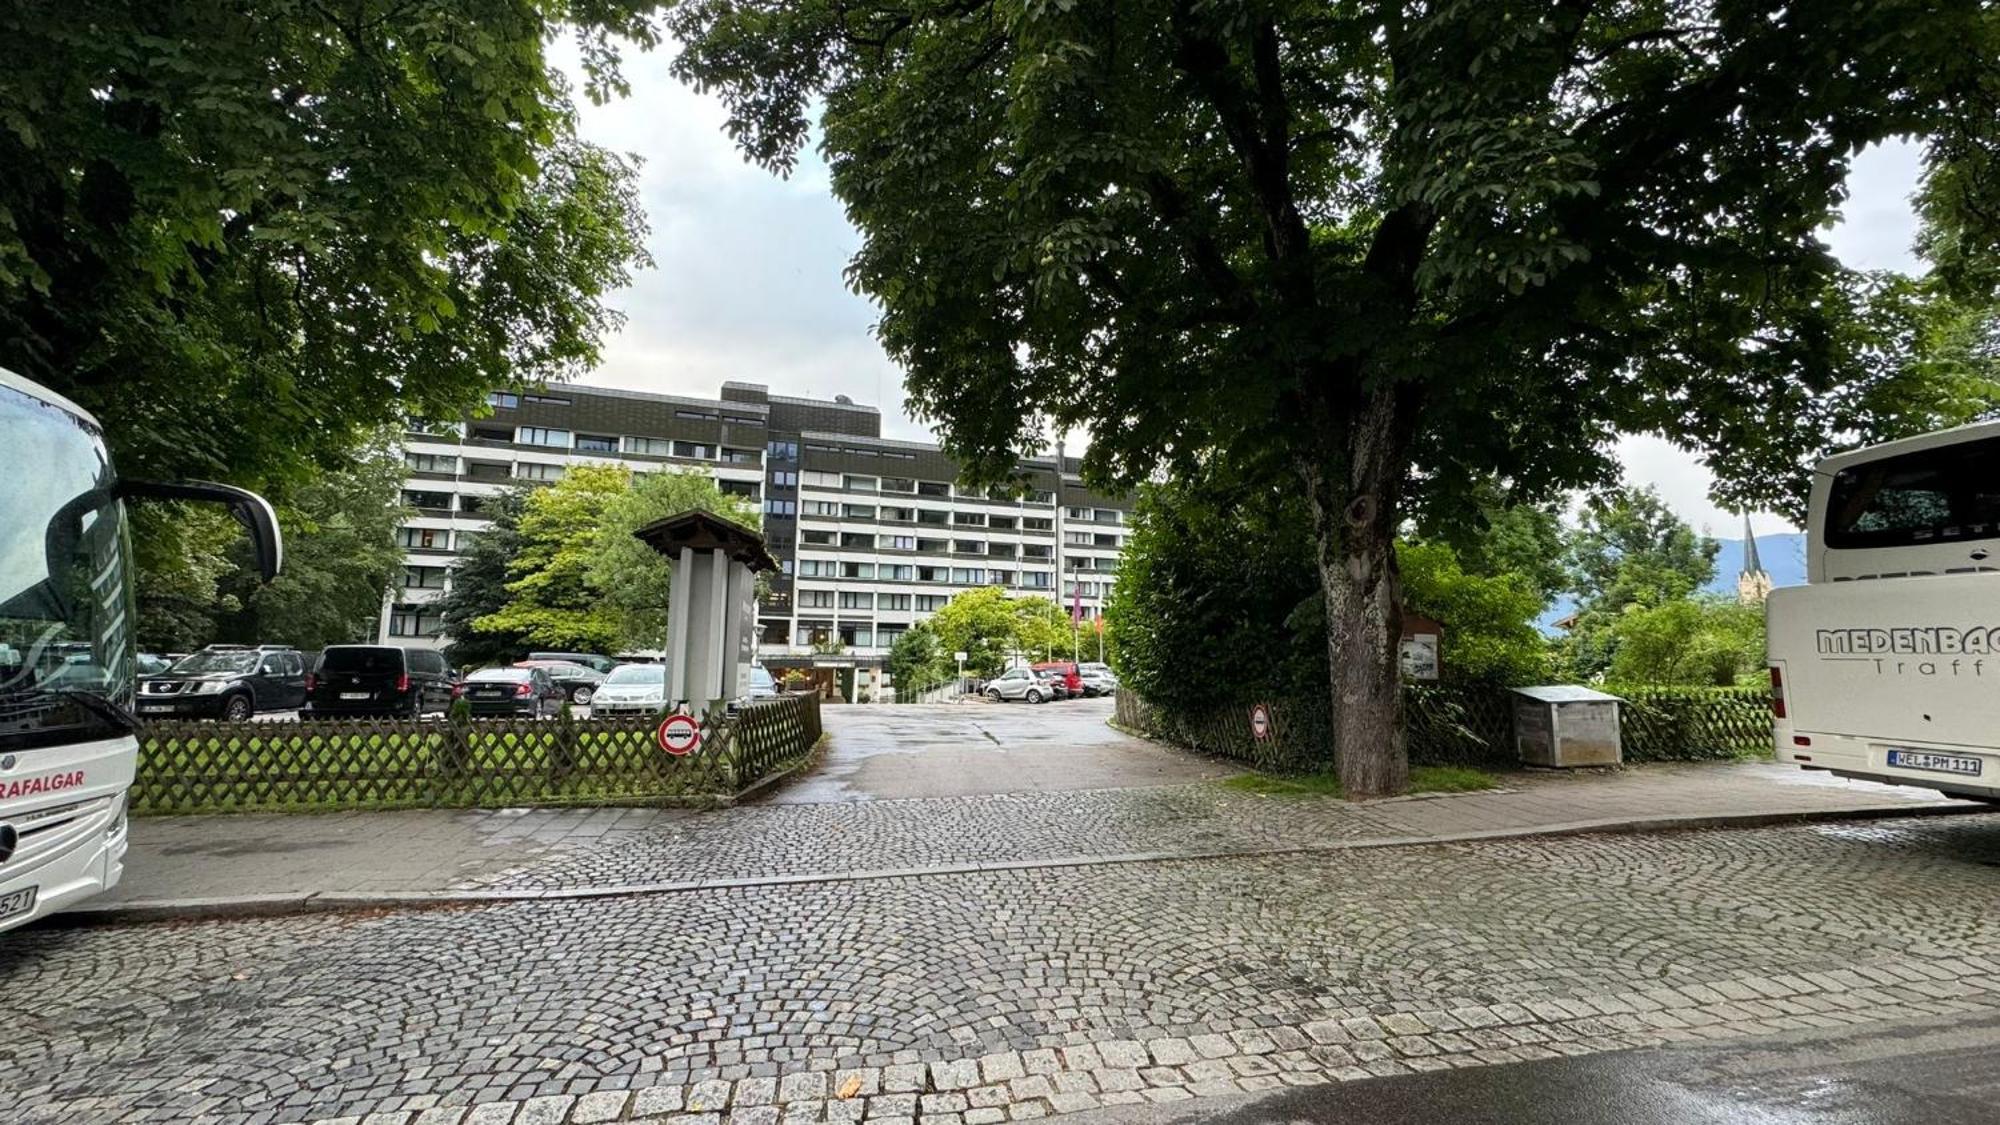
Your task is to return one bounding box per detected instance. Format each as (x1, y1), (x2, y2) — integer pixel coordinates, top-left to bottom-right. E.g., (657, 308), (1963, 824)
(844, 475), (878, 491)
(1023, 544), (1053, 559)
(720, 480), (760, 499)
(403, 489), (452, 510)
(838, 623), (874, 647)
(838, 591), (873, 610)
(879, 593), (912, 611)
(918, 481), (951, 498)
(1026, 490), (1055, 505)
(672, 440), (714, 459)
(917, 509), (950, 526)
(486, 391), (520, 409)
(1023, 517), (1054, 531)
(882, 506), (915, 523)
(987, 570), (1014, 586)
(725, 413), (764, 425)
(799, 500), (835, 516)
(844, 447), (878, 458)
(524, 393), (570, 406)
(840, 562), (876, 579)
(1066, 531), (1093, 545)
(915, 595), (949, 612)
(721, 447), (760, 464)
(798, 560), (830, 577)
(840, 533), (874, 549)
(802, 470), (843, 488)
(405, 452), (457, 474)
(802, 529), (835, 545)
(799, 589), (835, 609)
(886, 535), (915, 550)
(989, 515), (1016, 531)
(950, 568), (979, 584)
(676, 410), (718, 421)
(882, 477), (917, 493)
(468, 424), (513, 443)
(517, 462), (565, 482)
(767, 440), (799, 461)
(388, 606), (445, 637)
(844, 505), (876, 519)
(625, 436), (671, 456)
(881, 564), (914, 580)
(953, 539), (985, 554)
(402, 565), (449, 589)
(764, 499), (797, 516)
(953, 512), (986, 527)
(880, 450), (916, 460)
(917, 538), (948, 554)
(988, 543), (1016, 558)
(771, 470), (798, 487)
(779, 559), (793, 575)
(1021, 571), (1052, 588)
(459, 495), (488, 516)
(917, 566), (948, 583)
(519, 426), (570, 448)
(575, 434), (618, 453)
(397, 527), (446, 550)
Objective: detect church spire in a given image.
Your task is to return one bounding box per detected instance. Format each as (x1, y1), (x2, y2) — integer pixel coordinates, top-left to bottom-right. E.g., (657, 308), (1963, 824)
(1737, 514), (1772, 603)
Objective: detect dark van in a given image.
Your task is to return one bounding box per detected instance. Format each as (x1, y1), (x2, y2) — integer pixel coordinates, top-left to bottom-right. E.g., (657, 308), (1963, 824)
(306, 645), (453, 718)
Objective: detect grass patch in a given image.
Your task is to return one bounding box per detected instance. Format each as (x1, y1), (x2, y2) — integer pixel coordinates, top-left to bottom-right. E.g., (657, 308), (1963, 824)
(1218, 764), (1500, 799)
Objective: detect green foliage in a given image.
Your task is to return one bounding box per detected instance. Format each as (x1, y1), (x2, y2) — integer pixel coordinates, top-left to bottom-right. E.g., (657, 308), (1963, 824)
(1607, 598), (1767, 688)
(886, 620), (949, 696)
(1414, 480), (1569, 606)
(436, 488), (532, 668)
(1561, 487), (1720, 679)
(669, 0), (2000, 791)
(1011, 596), (1075, 662)
(581, 469), (758, 650)
(1217, 765), (1496, 798)
(0, 0), (654, 488)
(926, 586), (1035, 679)
(1398, 542), (1551, 686)
(131, 444), (406, 651)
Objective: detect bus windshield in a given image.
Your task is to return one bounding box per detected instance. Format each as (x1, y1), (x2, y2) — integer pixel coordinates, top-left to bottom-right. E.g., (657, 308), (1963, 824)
(0, 380), (138, 751)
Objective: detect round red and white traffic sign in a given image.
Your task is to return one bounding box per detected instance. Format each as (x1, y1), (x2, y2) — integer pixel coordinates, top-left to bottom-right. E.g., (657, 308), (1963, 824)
(1249, 703), (1272, 742)
(657, 713), (702, 757)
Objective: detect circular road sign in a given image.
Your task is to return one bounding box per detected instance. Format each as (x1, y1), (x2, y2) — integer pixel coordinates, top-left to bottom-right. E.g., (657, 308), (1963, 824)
(657, 713), (702, 757)
(1249, 703), (1272, 742)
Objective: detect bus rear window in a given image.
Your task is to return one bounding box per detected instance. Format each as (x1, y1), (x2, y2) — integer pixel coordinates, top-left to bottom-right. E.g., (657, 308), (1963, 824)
(1826, 436), (2000, 549)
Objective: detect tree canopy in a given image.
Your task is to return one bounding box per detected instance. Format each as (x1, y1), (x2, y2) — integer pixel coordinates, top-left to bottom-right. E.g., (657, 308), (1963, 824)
(1, 0), (654, 486)
(436, 487), (533, 668)
(671, 0), (2000, 794)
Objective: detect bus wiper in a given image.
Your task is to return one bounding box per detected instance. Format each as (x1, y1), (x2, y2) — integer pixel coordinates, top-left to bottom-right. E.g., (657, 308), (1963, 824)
(0, 687), (141, 735)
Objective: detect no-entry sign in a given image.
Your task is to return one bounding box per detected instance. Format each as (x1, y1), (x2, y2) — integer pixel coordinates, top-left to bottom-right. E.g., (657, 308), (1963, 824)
(1249, 703), (1272, 742)
(657, 713), (702, 757)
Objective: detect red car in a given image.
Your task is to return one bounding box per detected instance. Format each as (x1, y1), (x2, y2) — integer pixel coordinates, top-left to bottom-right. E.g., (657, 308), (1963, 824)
(1031, 662), (1083, 698)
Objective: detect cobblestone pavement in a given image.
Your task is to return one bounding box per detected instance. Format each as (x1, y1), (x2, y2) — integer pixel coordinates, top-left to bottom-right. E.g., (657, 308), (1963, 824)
(7, 814), (2000, 1123)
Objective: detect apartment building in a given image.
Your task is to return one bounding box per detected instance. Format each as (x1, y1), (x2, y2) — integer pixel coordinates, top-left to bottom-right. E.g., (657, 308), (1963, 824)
(384, 381), (1131, 689)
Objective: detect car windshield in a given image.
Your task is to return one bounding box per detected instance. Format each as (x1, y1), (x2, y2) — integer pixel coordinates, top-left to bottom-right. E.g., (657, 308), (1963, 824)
(0, 379), (137, 751)
(170, 650), (260, 675)
(605, 665), (664, 685)
(468, 668), (531, 683)
(321, 647), (404, 673)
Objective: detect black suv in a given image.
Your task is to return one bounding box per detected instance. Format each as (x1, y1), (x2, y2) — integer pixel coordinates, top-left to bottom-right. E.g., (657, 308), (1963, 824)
(137, 645), (309, 721)
(306, 645), (453, 718)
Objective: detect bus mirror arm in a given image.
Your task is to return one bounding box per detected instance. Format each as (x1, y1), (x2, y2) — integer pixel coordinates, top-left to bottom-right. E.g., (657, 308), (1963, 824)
(118, 480), (284, 583)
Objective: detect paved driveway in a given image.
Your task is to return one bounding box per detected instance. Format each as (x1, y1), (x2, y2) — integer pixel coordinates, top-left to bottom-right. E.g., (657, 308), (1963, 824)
(772, 696), (1232, 802)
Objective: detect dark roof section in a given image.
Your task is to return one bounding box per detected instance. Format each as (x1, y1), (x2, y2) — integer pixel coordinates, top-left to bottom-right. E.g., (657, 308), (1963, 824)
(632, 510), (780, 573)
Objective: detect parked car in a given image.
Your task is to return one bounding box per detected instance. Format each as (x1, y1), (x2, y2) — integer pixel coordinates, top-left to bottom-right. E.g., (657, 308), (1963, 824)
(1032, 661), (1084, 698)
(747, 665), (779, 700)
(136, 653), (172, 676)
(526, 650), (617, 675)
(515, 659), (606, 705)
(985, 666), (1052, 703)
(454, 666), (565, 717)
(1077, 662), (1119, 696)
(137, 644), (308, 721)
(305, 645), (453, 718)
(591, 663), (668, 716)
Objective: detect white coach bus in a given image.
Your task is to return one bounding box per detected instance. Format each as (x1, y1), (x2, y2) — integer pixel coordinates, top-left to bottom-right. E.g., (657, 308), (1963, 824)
(0, 368), (280, 931)
(1767, 420), (2000, 803)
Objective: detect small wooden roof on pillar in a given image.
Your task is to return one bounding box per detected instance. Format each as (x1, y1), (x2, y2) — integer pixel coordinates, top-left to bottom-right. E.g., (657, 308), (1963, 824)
(631, 509), (780, 573)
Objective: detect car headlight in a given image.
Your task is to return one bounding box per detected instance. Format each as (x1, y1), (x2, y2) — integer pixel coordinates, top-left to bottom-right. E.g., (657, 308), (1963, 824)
(192, 679), (232, 694)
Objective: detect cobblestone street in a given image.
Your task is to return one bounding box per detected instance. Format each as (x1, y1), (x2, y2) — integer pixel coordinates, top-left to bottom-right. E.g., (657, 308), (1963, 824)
(8, 813), (2000, 1124)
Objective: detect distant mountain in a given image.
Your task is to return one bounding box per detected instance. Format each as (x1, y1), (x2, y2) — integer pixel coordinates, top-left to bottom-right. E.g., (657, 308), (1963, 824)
(1532, 532), (1807, 634)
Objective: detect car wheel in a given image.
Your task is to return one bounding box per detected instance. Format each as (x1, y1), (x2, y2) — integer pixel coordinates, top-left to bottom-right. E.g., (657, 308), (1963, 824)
(986, 688), (1002, 702)
(571, 685), (594, 706)
(222, 694), (254, 722)
(1026, 688), (1043, 704)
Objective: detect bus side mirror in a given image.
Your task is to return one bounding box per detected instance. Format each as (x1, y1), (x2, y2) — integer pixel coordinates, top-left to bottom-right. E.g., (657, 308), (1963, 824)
(119, 480), (284, 583)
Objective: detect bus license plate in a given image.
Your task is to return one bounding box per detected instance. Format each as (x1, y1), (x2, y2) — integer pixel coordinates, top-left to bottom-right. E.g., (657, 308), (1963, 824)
(0, 886), (37, 924)
(1887, 749), (1983, 777)
(339, 692), (370, 700)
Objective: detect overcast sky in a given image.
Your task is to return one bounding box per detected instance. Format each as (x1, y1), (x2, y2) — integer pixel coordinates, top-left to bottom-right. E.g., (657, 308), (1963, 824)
(557, 43), (1927, 540)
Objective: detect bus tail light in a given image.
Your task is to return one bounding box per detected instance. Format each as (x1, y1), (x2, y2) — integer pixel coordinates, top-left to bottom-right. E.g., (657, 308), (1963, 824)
(1769, 666), (1787, 719)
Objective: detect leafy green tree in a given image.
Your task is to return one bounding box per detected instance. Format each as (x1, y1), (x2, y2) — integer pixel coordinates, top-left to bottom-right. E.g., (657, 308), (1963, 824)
(1012, 596), (1075, 662)
(132, 505), (242, 653)
(1606, 598), (1766, 688)
(216, 444), (409, 650)
(1, 1), (653, 487)
(476, 465), (632, 653)
(583, 470), (758, 650)
(435, 488), (532, 668)
(1398, 542), (1550, 687)
(1413, 479), (1569, 606)
(1560, 486), (1718, 679)
(886, 620), (949, 696)
(670, 0), (1999, 795)
(926, 586), (1032, 679)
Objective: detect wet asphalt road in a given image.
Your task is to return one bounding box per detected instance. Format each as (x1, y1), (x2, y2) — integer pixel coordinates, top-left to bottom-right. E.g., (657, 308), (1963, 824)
(1065, 1008), (2000, 1125)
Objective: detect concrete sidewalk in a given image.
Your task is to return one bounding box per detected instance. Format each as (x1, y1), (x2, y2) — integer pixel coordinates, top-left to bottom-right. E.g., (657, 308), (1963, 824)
(71, 760), (1986, 924)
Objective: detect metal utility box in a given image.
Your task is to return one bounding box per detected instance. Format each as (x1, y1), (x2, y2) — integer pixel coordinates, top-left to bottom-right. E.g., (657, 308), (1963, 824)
(1510, 685), (1624, 767)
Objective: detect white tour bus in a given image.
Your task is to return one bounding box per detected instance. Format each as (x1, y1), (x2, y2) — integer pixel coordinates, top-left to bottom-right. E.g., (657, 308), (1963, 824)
(0, 368), (280, 932)
(1767, 419), (2000, 802)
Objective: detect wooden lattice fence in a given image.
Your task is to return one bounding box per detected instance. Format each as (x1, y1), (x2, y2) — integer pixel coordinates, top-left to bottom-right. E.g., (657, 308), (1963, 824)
(132, 693), (824, 815)
(1116, 682), (1770, 773)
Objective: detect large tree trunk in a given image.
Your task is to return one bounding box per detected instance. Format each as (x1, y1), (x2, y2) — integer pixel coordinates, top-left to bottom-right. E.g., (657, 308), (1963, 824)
(1302, 384), (1410, 799)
